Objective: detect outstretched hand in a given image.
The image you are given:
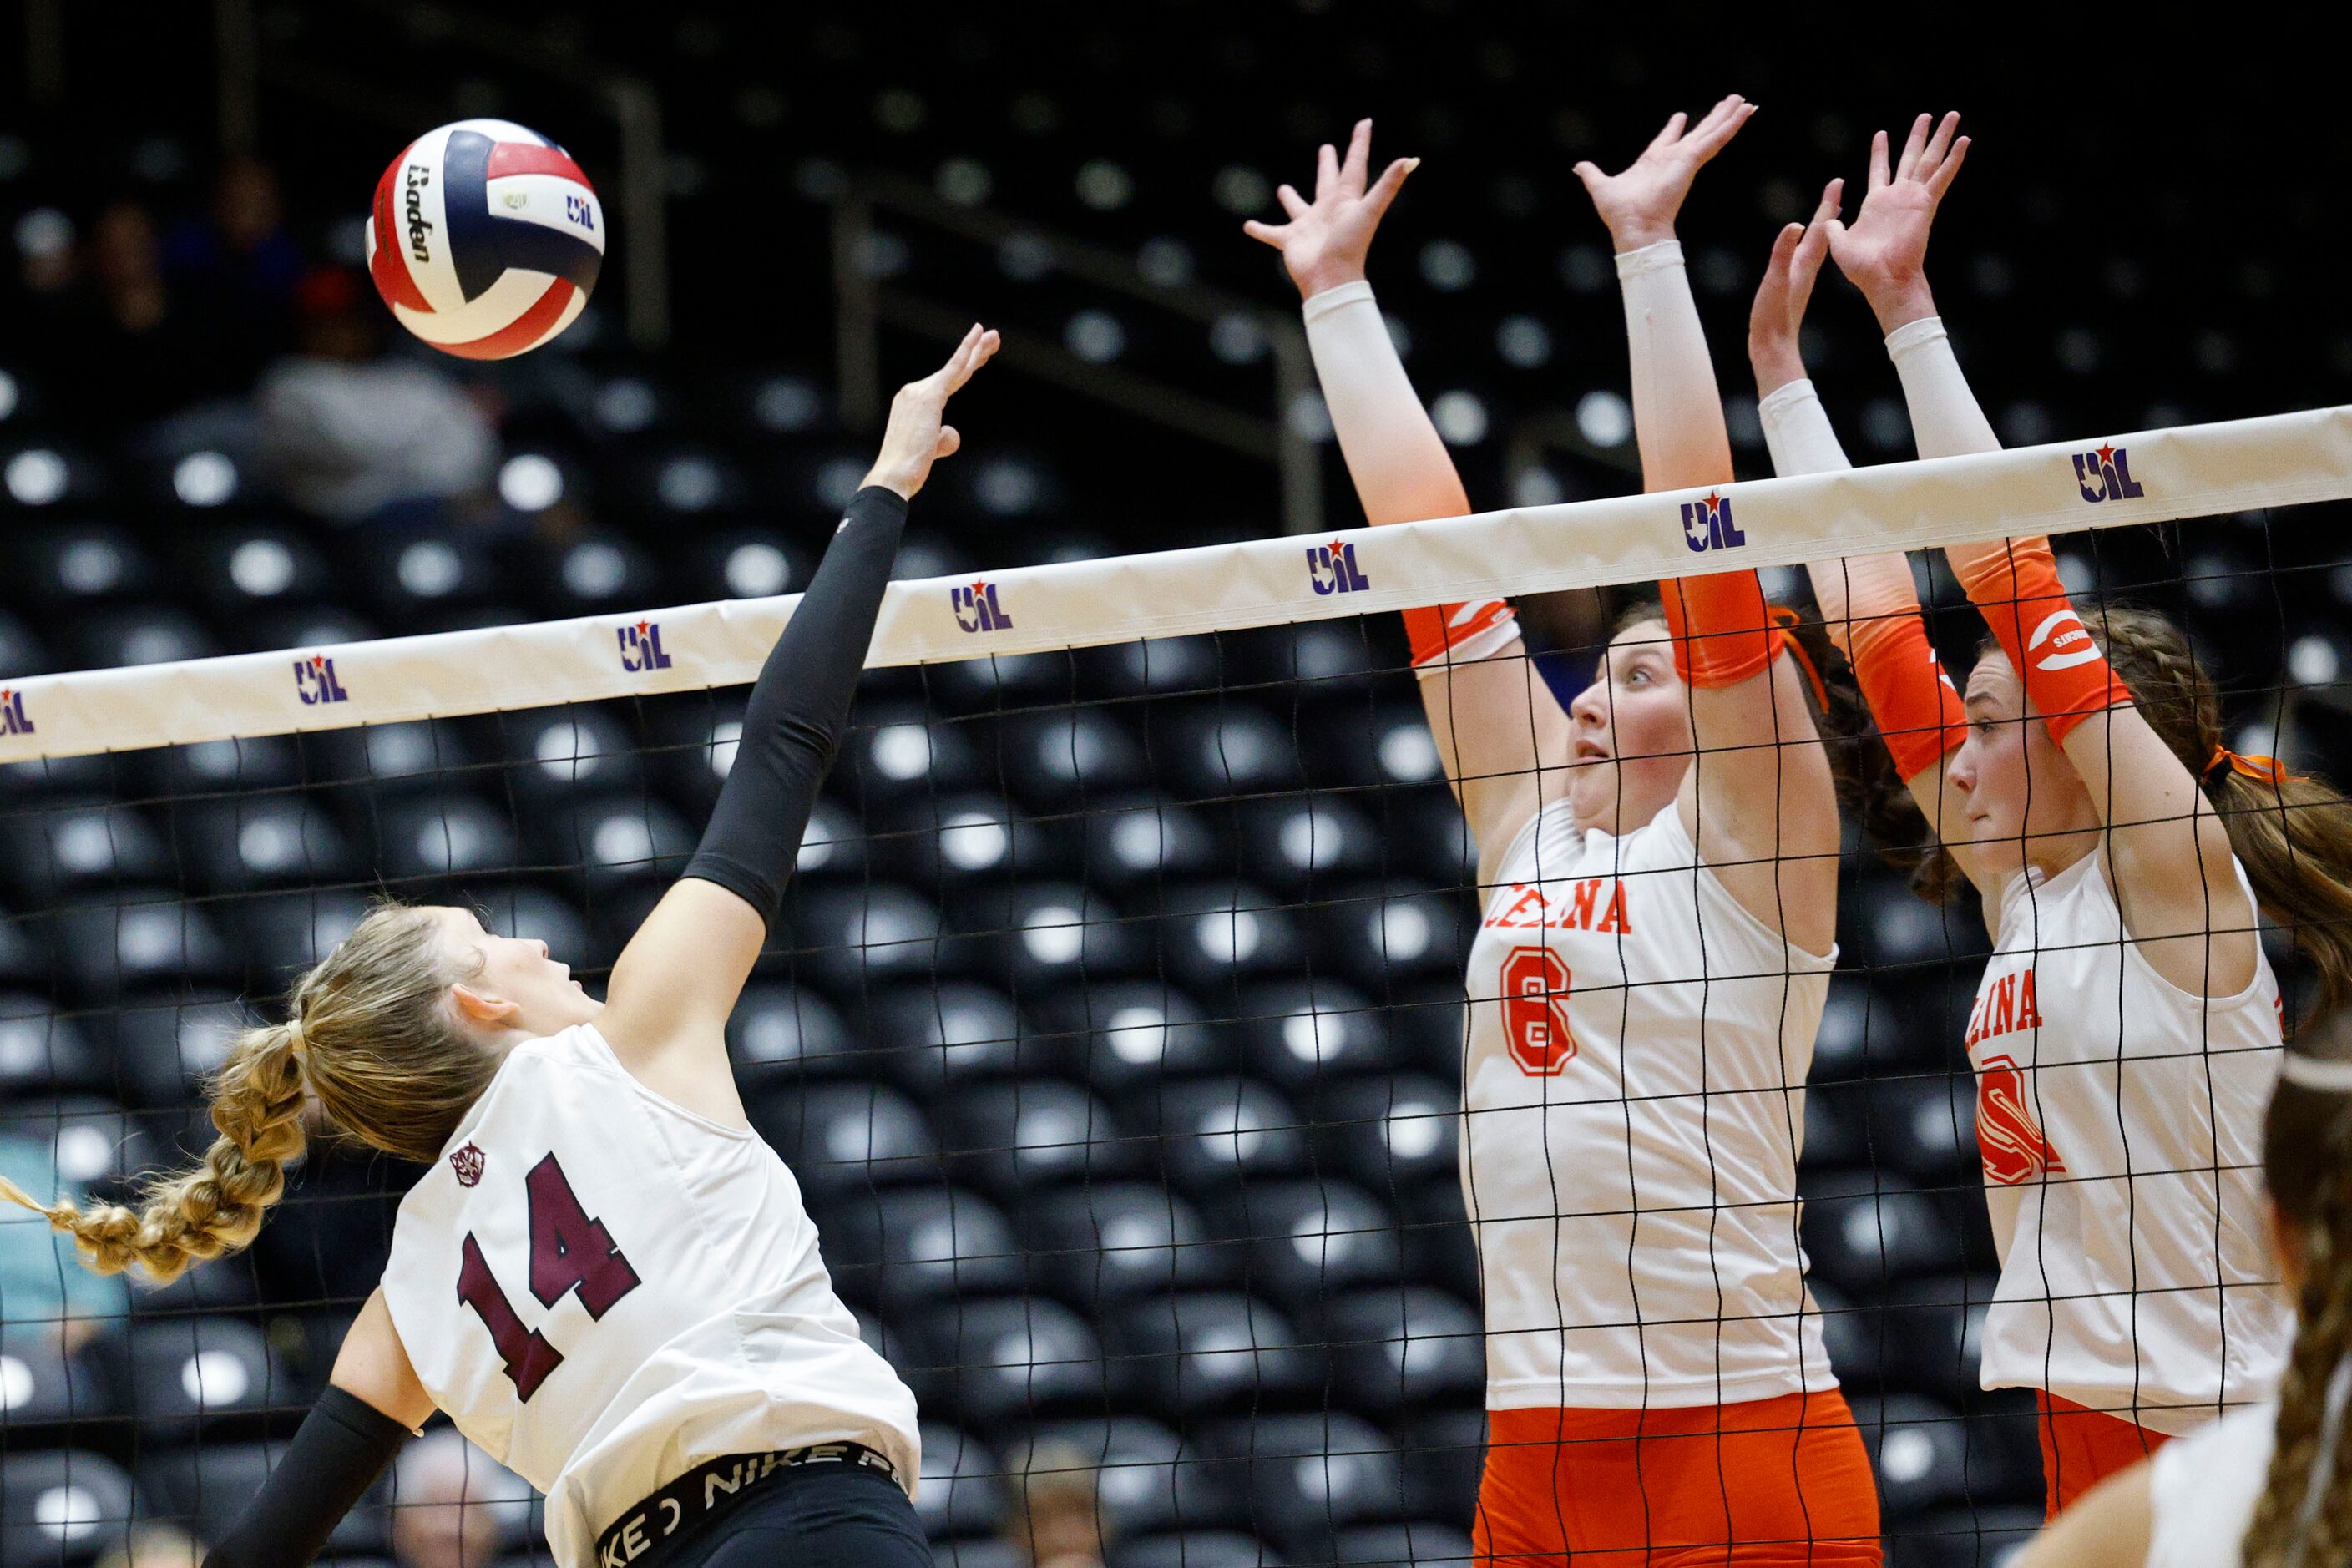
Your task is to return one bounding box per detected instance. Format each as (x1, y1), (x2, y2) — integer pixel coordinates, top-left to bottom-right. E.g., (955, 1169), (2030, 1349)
(862, 322), (1000, 501)
(1827, 111), (1969, 331)
(1747, 180), (1843, 395)
(1573, 94), (1756, 253)
(1243, 119), (1418, 301)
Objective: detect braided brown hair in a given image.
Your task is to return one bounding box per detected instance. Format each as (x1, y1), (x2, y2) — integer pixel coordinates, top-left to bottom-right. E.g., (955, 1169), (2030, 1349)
(0, 899), (498, 1282)
(1887, 604), (2352, 1007)
(2244, 1006), (2352, 1566)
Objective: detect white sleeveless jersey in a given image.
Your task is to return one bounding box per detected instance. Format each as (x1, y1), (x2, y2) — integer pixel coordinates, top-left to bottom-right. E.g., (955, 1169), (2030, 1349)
(2146, 1398), (2277, 1568)
(381, 1023), (919, 1568)
(1461, 799), (1839, 1409)
(1965, 852), (2288, 1433)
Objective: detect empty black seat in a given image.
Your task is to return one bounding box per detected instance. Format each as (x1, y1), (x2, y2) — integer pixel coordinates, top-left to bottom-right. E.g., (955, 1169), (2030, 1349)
(1079, 635), (1225, 700)
(726, 983), (859, 1082)
(1237, 797), (1383, 893)
(1312, 884), (1472, 991)
(306, 718), (477, 797)
(839, 709), (987, 805)
(529, 534), (666, 617)
(877, 792), (1078, 886)
(1195, 1411), (1404, 1547)
(1888, 1505), (2046, 1568)
(168, 796), (356, 893)
(1212, 1181), (1406, 1314)
(1005, 1417), (1238, 1540)
(0, 996), (103, 1097)
(999, 710), (1150, 808)
(1317, 1288), (1485, 1415)
(905, 1295), (1109, 1426)
(1800, 1170), (1970, 1294)
(357, 793), (520, 883)
(235, 887), (374, 989)
(747, 1081), (941, 1198)
(1308, 1075), (1459, 1194)
(1110, 1292), (1322, 1417)
(938, 1079), (1131, 1197)
(524, 792), (696, 887)
(1020, 1183), (1231, 1308)
(0, 1449), (137, 1563)
(1876, 1273), (2001, 1404)
(1327, 1521), (1475, 1568)
(1151, 704), (1302, 801)
(0, 801), (173, 903)
(1392, 1407), (1485, 1525)
(1848, 1392), (2043, 1521)
(361, 534), (500, 630)
(1865, 1073), (1980, 1192)
(1130, 1078), (1308, 1198)
(0, 1323), (119, 1426)
(65, 605), (219, 670)
(859, 983), (1034, 1095)
(1029, 980), (1231, 1091)
(913, 1423), (1007, 1543)
(121, 1315), (291, 1434)
(948, 883), (1145, 991)
(1153, 883), (1306, 994)
(8, 523), (157, 606)
(493, 707), (645, 806)
(185, 526), (336, 618)
(49, 894), (237, 997)
(817, 1186), (1024, 1311)
(786, 884), (946, 993)
(1229, 979), (1394, 1093)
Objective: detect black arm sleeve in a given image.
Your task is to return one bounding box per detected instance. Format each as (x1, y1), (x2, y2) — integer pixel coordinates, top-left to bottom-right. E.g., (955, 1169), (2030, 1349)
(680, 483), (909, 928)
(202, 1385), (411, 1568)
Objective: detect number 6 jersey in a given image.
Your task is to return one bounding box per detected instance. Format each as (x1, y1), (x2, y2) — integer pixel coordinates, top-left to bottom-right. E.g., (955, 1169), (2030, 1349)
(382, 1022), (919, 1567)
(1461, 797), (1839, 1411)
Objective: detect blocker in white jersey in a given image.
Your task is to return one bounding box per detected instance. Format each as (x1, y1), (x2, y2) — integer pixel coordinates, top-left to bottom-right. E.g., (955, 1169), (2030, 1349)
(1462, 797), (1840, 1409)
(1968, 851), (2289, 1432)
(382, 1022), (918, 1564)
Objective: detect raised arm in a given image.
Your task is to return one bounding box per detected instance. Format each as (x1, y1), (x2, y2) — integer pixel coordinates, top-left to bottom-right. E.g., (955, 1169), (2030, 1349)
(1750, 139), (1988, 897)
(1247, 119), (1565, 873)
(1574, 96), (1838, 951)
(598, 326), (999, 1112)
(1837, 115), (2250, 979)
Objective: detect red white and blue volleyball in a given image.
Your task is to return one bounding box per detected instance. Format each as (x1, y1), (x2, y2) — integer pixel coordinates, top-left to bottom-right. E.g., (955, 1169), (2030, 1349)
(366, 119), (604, 359)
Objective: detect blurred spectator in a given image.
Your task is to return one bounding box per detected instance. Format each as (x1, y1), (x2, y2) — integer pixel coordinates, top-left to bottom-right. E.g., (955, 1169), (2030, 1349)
(94, 1525), (205, 1568)
(1004, 1442), (1107, 1568)
(257, 266), (498, 527)
(390, 1428), (534, 1568)
(167, 155), (305, 384)
(0, 1130), (130, 1352)
(31, 198), (225, 422)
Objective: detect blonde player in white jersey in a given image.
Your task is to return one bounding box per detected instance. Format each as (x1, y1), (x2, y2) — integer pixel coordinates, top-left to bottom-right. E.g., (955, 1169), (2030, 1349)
(1246, 103), (1885, 1565)
(2017, 1004), (2352, 1568)
(1748, 111), (2352, 1515)
(3, 326), (1003, 1568)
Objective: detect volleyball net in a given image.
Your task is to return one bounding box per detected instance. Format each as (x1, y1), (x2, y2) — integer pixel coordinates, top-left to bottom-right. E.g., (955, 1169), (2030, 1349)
(3, 407), (2349, 1565)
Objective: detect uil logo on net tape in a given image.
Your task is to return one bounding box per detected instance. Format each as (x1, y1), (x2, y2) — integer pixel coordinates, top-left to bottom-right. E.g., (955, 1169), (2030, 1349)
(1680, 491), (1748, 554)
(1306, 539), (1372, 595)
(293, 654), (352, 706)
(2071, 442), (2146, 503)
(616, 619), (672, 672)
(0, 687), (33, 736)
(950, 579), (1014, 633)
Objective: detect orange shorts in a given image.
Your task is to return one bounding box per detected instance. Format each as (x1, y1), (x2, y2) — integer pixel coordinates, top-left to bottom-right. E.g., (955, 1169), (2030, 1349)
(1474, 1388), (1883, 1567)
(2036, 1393), (2170, 1516)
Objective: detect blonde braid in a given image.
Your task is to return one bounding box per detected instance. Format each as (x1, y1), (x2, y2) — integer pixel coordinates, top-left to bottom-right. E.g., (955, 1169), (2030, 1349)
(0, 1019), (310, 1283)
(2247, 1130), (2352, 1565)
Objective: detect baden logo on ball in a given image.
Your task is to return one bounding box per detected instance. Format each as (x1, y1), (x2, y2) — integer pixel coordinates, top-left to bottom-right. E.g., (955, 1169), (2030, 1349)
(367, 118), (604, 360)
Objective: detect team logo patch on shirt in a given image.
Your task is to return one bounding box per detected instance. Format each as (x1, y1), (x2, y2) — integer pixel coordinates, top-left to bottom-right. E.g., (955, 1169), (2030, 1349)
(451, 1141), (488, 1187)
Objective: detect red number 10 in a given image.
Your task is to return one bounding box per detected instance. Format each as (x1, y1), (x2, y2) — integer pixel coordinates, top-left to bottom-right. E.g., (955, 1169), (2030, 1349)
(454, 1152), (642, 1401)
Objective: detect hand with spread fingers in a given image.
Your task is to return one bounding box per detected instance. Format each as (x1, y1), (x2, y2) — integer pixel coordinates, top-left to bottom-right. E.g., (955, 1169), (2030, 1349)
(1827, 110), (1970, 332)
(1572, 94), (1757, 253)
(1243, 117), (1418, 301)
(862, 322), (1001, 501)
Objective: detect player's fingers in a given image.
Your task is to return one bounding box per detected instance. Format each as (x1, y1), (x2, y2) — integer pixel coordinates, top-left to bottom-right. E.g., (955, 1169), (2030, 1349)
(1361, 156), (1418, 224)
(1867, 129), (1890, 191)
(1687, 99), (1754, 163)
(933, 425), (960, 460)
(1763, 221), (1803, 281)
(1895, 111), (1932, 180)
(1923, 110), (1960, 171)
(1276, 183), (1312, 220)
(1813, 176), (1844, 226)
(1242, 218), (1287, 250)
(1925, 136), (1970, 200)
(1341, 118), (1373, 195)
(1316, 141), (1341, 200)
(1645, 111), (1688, 154)
(1571, 160), (1603, 195)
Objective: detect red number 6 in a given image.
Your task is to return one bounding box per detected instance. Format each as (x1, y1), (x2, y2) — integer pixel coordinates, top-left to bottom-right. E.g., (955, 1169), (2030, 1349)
(1500, 946), (1575, 1075)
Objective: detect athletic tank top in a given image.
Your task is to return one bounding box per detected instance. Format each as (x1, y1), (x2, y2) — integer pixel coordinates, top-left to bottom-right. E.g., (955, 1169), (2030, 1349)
(381, 1023), (920, 1567)
(2146, 1398), (2278, 1566)
(1461, 797), (1839, 1409)
(1967, 852), (2288, 1433)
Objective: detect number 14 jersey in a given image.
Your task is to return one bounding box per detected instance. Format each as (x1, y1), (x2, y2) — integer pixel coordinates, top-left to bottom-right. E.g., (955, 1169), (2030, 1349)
(382, 1023), (919, 1568)
(1462, 798), (1840, 1410)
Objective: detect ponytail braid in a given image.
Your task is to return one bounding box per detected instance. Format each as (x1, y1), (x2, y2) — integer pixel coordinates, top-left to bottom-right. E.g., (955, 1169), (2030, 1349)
(0, 1021), (310, 1282)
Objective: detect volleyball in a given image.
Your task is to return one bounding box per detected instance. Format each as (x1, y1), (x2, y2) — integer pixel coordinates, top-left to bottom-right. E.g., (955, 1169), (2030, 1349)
(365, 118), (604, 359)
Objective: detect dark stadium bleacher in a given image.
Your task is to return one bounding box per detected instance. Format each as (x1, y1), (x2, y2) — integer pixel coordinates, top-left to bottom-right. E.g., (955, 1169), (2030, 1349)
(2, 11), (2343, 1567)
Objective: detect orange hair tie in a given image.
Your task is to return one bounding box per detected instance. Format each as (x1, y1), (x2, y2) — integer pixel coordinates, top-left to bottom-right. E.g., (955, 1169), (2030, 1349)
(2203, 746), (2289, 788)
(1768, 605), (1831, 713)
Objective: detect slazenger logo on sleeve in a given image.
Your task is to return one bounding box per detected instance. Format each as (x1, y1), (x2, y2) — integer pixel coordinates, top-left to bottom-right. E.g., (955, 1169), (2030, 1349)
(2027, 609), (2103, 672)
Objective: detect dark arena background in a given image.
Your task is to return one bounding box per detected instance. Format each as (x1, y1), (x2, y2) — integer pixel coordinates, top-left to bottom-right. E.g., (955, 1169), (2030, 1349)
(2, 9), (2348, 1568)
